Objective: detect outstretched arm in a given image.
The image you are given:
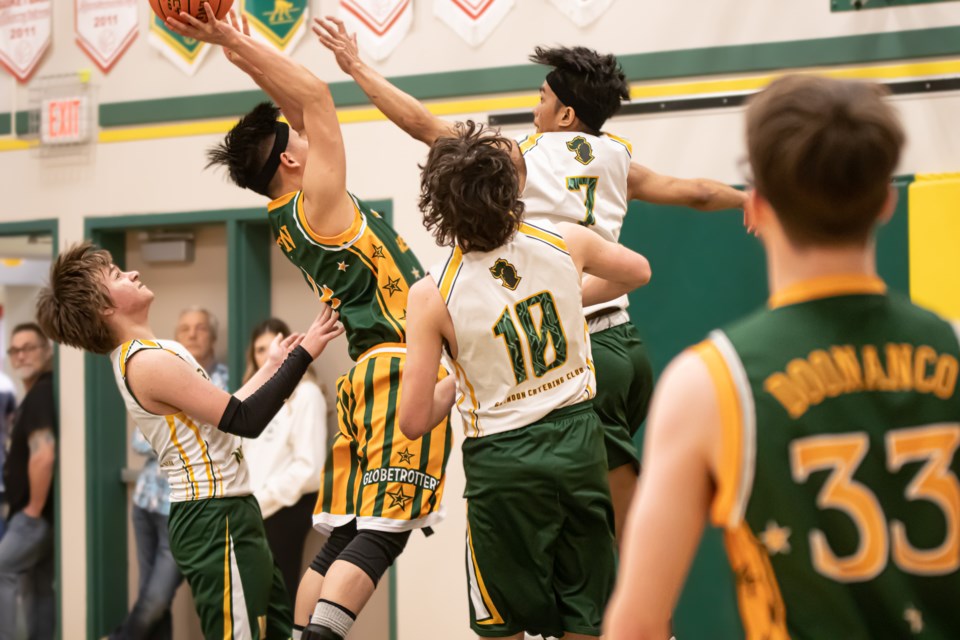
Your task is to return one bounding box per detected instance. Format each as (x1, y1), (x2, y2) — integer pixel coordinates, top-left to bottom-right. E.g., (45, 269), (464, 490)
(559, 222), (651, 307)
(314, 16), (456, 146)
(628, 162), (747, 211)
(168, 4), (355, 234)
(398, 278), (457, 440)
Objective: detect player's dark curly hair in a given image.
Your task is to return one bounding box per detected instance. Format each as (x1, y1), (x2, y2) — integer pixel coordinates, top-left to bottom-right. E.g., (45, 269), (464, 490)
(530, 46), (629, 131)
(418, 121), (524, 253)
(207, 102), (281, 196)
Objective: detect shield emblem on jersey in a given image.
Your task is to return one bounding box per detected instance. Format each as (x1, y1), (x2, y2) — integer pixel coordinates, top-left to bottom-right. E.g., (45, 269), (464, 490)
(243, 0), (309, 50)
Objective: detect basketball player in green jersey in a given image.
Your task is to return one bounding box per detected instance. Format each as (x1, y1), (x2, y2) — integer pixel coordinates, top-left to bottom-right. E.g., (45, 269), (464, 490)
(314, 17), (746, 543)
(167, 6), (453, 640)
(605, 75), (960, 639)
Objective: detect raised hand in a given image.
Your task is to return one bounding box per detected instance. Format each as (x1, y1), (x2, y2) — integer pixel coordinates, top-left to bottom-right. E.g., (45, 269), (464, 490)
(300, 304), (345, 359)
(222, 11), (252, 66)
(313, 16), (362, 75)
(166, 1), (240, 47)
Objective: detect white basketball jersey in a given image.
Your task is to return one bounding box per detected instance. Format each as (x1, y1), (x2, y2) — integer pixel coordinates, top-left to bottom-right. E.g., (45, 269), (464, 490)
(518, 130), (633, 315)
(111, 339), (250, 502)
(432, 222), (595, 438)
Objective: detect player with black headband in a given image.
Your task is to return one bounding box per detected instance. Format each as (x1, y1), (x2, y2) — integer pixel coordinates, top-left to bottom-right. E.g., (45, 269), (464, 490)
(166, 6), (454, 640)
(314, 18), (747, 544)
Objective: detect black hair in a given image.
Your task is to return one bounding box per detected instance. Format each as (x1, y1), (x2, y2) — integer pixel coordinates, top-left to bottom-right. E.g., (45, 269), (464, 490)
(207, 102), (281, 195)
(530, 46), (629, 131)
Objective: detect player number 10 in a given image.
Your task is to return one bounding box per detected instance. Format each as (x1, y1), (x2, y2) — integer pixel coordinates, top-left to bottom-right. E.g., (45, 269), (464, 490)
(492, 291), (568, 385)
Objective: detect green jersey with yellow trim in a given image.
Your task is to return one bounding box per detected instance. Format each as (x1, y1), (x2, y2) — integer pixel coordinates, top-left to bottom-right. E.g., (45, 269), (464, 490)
(268, 191), (425, 361)
(694, 274), (960, 640)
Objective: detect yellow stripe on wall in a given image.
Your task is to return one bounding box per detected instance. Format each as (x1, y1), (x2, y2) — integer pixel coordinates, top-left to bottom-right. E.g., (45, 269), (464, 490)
(2, 58), (958, 151)
(909, 173), (960, 321)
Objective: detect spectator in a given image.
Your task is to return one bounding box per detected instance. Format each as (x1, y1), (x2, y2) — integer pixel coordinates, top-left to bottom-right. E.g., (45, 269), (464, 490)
(0, 368), (16, 539)
(0, 323), (56, 640)
(242, 318), (327, 603)
(174, 307), (228, 390)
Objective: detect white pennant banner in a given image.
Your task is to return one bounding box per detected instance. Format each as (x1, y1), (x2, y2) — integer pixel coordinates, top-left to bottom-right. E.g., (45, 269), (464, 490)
(0, 0), (52, 82)
(339, 0), (412, 62)
(548, 0), (613, 27)
(76, 0), (139, 73)
(148, 14), (212, 76)
(433, 0), (513, 47)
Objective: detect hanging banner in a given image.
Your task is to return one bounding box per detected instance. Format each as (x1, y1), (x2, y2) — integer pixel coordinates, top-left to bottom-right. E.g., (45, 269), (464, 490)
(75, 0), (139, 73)
(243, 0), (309, 52)
(433, 0), (513, 47)
(148, 14), (211, 76)
(0, 0), (52, 82)
(339, 0), (412, 62)
(548, 0), (613, 27)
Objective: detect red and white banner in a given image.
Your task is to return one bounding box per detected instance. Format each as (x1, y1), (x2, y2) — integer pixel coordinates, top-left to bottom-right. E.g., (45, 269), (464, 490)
(0, 0), (52, 82)
(339, 0), (412, 62)
(75, 0), (138, 73)
(433, 0), (513, 47)
(549, 0), (613, 27)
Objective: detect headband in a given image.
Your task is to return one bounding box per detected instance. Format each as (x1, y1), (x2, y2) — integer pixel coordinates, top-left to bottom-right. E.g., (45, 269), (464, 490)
(249, 121), (290, 197)
(546, 70), (605, 133)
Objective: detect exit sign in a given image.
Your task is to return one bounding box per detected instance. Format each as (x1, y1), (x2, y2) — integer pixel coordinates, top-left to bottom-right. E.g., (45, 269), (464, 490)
(40, 97), (91, 144)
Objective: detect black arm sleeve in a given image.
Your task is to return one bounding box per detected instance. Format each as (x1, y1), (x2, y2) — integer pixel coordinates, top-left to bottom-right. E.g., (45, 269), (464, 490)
(217, 346), (312, 438)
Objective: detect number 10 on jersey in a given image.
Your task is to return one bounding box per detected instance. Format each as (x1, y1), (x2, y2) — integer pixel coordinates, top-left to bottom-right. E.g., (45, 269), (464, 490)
(492, 291), (568, 385)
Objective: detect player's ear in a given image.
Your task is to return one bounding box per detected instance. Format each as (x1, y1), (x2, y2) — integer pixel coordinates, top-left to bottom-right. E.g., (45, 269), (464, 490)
(279, 151), (299, 169)
(877, 185), (898, 225)
(560, 105), (577, 128)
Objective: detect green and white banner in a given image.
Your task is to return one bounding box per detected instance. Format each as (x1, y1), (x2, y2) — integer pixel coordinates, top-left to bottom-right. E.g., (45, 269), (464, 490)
(243, 0), (309, 52)
(148, 14), (211, 76)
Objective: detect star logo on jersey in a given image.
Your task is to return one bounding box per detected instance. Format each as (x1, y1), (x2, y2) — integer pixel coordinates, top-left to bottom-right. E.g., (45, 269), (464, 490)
(337, 260), (349, 272)
(387, 488), (411, 510)
(399, 309), (407, 320)
(396, 236), (410, 252)
(371, 244), (385, 259)
(760, 521), (792, 555)
(904, 605), (923, 634)
(489, 258), (521, 290)
(320, 285), (342, 310)
(397, 447), (416, 465)
(411, 267), (421, 279)
(383, 277), (402, 297)
(566, 136), (595, 166)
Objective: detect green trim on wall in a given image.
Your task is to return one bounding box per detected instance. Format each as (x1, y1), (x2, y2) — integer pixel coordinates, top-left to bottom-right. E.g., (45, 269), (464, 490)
(0, 219), (59, 639)
(0, 113), (10, 136)
(82, 229), (128, 640)
(832, 0), (958, 11)
(15, 110), (31, 137)
(227, 218), (272, 390)
(90, 25), (960, 128)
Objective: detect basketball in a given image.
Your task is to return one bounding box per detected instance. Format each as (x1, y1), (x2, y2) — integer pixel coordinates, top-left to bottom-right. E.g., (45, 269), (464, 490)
(147, 0), (234, 22)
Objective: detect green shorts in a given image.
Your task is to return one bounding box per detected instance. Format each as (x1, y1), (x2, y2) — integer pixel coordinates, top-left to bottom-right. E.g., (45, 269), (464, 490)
(169, 496), (292, 639)
(461, 403), (616, 638)
(590, 321), (654, 470)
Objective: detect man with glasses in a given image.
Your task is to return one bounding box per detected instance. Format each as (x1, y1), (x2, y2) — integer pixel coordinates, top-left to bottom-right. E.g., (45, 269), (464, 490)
(0, 322), (56, 640)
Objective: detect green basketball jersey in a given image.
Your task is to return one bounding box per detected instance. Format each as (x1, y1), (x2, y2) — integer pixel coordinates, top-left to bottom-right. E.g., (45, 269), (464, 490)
(694, 274), (960, 640)
(267, 191), (425, 361)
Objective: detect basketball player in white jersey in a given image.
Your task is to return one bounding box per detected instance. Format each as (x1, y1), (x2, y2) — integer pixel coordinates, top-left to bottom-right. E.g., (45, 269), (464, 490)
(35, 242), (343, 639)
(398, 122), (650, 639)
(314, 19), (747, 541)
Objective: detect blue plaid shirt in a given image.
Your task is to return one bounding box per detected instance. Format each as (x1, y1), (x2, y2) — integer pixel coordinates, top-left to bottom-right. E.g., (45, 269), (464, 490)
(131, 362), (228, 515)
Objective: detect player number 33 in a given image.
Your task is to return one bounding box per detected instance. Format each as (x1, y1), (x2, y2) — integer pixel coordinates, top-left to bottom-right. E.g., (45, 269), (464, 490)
(790, 424), (960, 582)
